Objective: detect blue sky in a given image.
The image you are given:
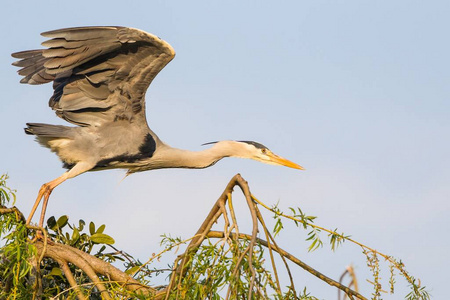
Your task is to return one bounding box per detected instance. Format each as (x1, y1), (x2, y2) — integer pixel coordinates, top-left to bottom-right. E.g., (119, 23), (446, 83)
(1, 1), (449, 298)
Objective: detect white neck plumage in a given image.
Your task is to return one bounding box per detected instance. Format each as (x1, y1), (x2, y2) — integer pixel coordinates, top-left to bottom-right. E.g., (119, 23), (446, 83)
(127, 140), (253, 173)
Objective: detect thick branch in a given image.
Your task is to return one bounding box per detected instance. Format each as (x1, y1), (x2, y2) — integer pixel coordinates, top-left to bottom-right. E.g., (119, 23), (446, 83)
(0, 206), (26, 223)
(58, 259), (88, 300)
(34, 239), (156, 297)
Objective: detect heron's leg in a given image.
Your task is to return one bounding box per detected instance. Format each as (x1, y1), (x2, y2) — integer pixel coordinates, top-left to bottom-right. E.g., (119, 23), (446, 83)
(26, 174), (69, 226)
(37, 173), (70, 227)
(27, 184), (51, 225)
(26, 162), (95, 227)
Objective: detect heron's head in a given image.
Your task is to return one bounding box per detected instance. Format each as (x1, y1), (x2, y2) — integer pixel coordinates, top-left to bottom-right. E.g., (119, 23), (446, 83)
(203, 140), (304, 170)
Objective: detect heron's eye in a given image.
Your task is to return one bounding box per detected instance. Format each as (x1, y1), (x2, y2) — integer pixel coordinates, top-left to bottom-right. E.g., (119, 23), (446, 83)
(261, 149), (267, 154)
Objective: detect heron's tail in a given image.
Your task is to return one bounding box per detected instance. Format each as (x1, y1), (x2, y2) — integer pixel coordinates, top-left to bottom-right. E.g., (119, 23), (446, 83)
(25, 123), (74, 148)
(25, 123), (73, 137)
(25, 123), (81, 170)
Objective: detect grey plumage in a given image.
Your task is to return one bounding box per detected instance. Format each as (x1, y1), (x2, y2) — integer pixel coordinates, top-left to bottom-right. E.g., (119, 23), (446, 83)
(12, 26), (303, 226)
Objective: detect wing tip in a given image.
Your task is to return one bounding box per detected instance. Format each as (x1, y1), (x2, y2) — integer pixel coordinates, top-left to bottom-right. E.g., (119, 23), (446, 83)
(11, 49), (42, 59)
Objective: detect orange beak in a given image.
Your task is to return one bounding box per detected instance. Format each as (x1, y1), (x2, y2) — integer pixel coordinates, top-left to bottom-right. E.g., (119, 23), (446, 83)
(267, 152), (304, 170)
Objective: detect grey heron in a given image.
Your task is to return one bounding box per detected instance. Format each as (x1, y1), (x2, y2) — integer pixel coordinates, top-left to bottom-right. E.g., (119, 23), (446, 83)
(12, 26), (303, 227)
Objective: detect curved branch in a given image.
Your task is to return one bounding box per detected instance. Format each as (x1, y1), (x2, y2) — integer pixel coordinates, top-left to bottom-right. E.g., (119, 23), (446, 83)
(58, 259), (88, 300)
(185, 174), (243, 248)
(255, 206), (287, 295)
(171, 174), (243, 281)
(234, 175), (259, 298)
(34, 239), (156, 297)
(73, 253), (111, 300)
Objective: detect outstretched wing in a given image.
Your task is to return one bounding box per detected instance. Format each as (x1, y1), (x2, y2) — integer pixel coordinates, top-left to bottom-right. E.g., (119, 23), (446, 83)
(12, 26), (175, 126)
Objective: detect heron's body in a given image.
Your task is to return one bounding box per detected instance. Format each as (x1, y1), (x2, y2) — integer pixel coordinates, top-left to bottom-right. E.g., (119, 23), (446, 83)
(12, 26), (303, 226)
(27, 122), (269, 173)
(28, 120), (160, 172)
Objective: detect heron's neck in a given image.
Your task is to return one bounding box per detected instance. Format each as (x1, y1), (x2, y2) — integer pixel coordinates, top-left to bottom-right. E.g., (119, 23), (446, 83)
(152, 141), (246, 169)
(158, 145), (227, 169)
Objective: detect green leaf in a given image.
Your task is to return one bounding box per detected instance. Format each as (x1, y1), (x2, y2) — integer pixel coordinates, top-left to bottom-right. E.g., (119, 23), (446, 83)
(89, 222), (95, 235)
(90, 233), (115, 245)
(48, 267), (63, 277)
(56, 215), (68, 229)
(47, 216), (56, 229)
(78, 219), (85, 231)
(96, 224), (106, 234)
(125, 265), (141, 275)
(71, 227), (80, 244)
(273, 218), (284, 237)
(308, 238), (318, 252)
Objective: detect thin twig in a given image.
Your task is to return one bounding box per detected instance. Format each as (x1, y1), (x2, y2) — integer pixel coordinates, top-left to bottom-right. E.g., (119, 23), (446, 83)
(227, 192), (240, 240)
(107, 244), (138, 267)
(27, 225), (48, 264)
(255, 206), (298, 296)
(339, 269), (349, 300)
(252, 194), (423, 292)
(347, 265), (359, 293)
(255, 207), (283, 295)
(219, 199), (231, 243)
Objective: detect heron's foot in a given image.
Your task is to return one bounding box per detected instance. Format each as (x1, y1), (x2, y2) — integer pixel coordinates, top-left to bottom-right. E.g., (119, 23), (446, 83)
(27, 225), (48, 243)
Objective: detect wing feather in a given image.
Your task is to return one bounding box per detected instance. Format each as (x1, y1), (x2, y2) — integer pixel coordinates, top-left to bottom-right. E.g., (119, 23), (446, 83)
(16, 57), (48, 76)
(12, 50), (55, 84)
(41, 38), (89, 49)
(41, 26), (118, 40)
(12, 26), (175, 126)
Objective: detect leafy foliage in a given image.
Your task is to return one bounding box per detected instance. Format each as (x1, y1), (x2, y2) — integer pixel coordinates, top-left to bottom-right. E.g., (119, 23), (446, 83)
(162, 235), (318, 300)
(0, 175), (35, 299)
(0, 174), (430, 299)
(40, 215), (119, 298)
